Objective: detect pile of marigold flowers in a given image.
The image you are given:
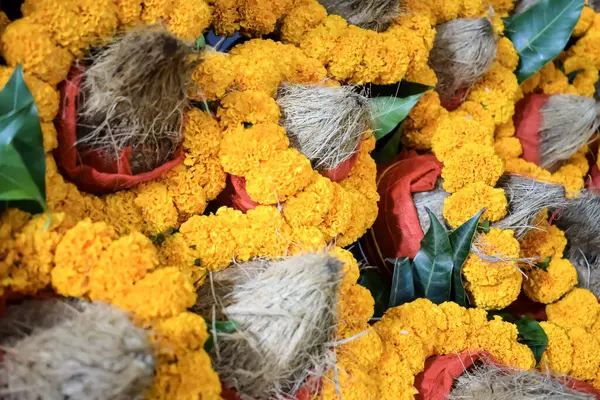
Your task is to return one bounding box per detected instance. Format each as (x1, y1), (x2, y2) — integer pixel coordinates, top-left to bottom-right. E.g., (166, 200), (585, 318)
(0, 0), (600, 399)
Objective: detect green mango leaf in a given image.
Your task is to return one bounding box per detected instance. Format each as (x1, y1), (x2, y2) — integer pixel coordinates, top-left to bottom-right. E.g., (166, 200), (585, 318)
(0, 65), (46, 214)
(505, 0), (585, 83)
(388, 257), (415, 308)
(372, 122), (404, 164)
(204, 320), (237, 352)
(369, 85), (430, 141)
(449, 209), (485, 307)
(477, 220), (491, 233)
(536, 256), (551, 271)
(358, 268), (390, 319)
(195, 35), (206, 50)
(413, 208), (454, 305)
(516, 316), (548, 364)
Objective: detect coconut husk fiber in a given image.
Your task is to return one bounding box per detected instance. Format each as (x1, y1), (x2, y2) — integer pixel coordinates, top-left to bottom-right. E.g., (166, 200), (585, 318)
(317, 0), (401, 32)
(428, 17), (497, 105)
(194, 253), (342, 400)
(0, 298), (154, 400)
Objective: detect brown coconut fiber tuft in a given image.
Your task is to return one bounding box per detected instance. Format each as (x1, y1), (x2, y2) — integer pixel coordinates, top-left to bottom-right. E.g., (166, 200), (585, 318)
(194, 253), (342, 400)
(317, 0), (402, 32)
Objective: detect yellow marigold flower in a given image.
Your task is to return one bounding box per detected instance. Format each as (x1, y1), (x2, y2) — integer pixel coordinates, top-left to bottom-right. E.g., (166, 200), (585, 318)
(467, 271), (523, 310)
(468, 317), (536, 370)
(432, 103), (495, 162)
(299, 15), (348, 66)
(504, 157), (552, 181)
(460, 0), (487, 18)
(335, 189), (378, 248)
(351, 29), (410, 85)
(321, 355), (378, 400)
(374, 318), (426, 374)
(533, 62), (578, 95)
(574, 6), (596, 37)
(283, 173), (335, 231)
(442, 144), (504, 193)
(41, 122), (58, 152)
(141, 0), (172, 24)
(245, 148), (315, 204)
(114, 0), (142, 28)
(496, 37), (519, 71)
(189, 158), (227, 201)
(88, 232), (158, 303)
(568, 327), (600, 381)
(163, 165), (207, 221)
(245, 205), (293, 258)
(429, 0), (460, 23)
(114, 266), (196, 320)
(0, 11), (8, 36)
(383, 298), (447, 357)
(495, 120), (515, 138)
(166, 0), (211, 42)
(0, 209), (30, 241)
(183, 109), (223, 165)
(539, 321), (573, 374)
(219, 122), (289, 176)
(435, 302), (471, 355)
(523, 258), (578, 304)
(370, 342), (419, 400)
(77, 0), (119, 47)
(159, 234), (199, 274)
(280, 0), (327, 45)
(467, 307), (489, 331)
(494, 137), (523, 160)
(148, 312), (222, 400)
(217, 90), (280, 128)
(15, 70), (60, 122)
(443, 182), (508, 228)
(133, 181), (179, 235)
(52, 219), (117, 297)
(489, 0), (517, 15)
(551, 164), (585, 198)
(191, 51), (236, 101)
(6, 213), (66, 294)
(103, 191), (144, 235)
(520, 225), (567, 260)
(547, 288), (600, 330)
(572, 67), (599, 98)
(330, 247), (360, 292)
(403, 91), (446, 150)
(467, 62), (521, 125)
(338, 284), (375, 335)
(337, 327), (383, 371)
(1, 18), (72, 85)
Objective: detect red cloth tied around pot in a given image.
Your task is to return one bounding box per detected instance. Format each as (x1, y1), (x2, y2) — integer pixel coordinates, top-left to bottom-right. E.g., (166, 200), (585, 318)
(363, 151), (442, 281)
(590, 164), (600, 190)
(514, 94), (551, 166)
(216, 145), (361, 212)
(54, 66), (184, 195)
(415, 351), (600, 400)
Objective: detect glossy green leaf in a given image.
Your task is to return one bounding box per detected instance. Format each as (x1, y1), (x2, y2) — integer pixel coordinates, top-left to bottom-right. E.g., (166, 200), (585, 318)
(505, 0), (585, 83)
(369, 86), (430, 141)
(195, 35), (206, 50)
(388, 257), (415, 308)
(516, 316), (548, 364)
(413, 208), (454, 304)
(449, 209), (484, 307)
(536, 256), (551, 271)
(0, 65), (46, 214)
(372, 123), (404, 164)
(204, 320), (237, 352)
(477, 220), (491, 233)
(358, 268), (390, 318)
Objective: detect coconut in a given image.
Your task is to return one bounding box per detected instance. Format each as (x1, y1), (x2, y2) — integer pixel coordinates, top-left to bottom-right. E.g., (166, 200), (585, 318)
(277, 84), (371, 171)
(554, 190), (600, 297)
(493, 174), (567, 239)
(194, 253), (342, 400)
(514, 0), (541, 15)
(428, 18), (497, 104)
(77, 25), (193, 175)
(537, 95), (599, 170)
(448, 362), (595, 399)
(0, 298), (154, 400)
(413, 180), (450, 233)
(317, 0), (401, 32)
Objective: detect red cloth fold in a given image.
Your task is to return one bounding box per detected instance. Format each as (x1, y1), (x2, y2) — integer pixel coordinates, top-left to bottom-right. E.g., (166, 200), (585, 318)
(590, 164), (600, 190)
(54, 66), (183, 195)
(364, 151), (443, 280)
(514, 94), (550, 166)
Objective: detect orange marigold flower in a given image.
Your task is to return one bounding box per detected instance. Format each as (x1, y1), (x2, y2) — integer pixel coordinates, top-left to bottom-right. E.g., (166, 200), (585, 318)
(496, 37), (519, 71)
(551, 164), (585, 198)
(280, 0), (327, 45)
(141, 0), (172, 24)
(133, 181), (179, 235)
(103, 190), (144, 235)
(163, 165), (208, 221)
(494, 137), (523, 160)
(283, 173), (336, 231)
(1, 18), (72, 85)
(523, 258), (578, 304)
(539, 321), (573, 374)
(504, 157), (552, 181)
(190, 51), (236, 101)
(330, 246), (360, 292)
(320, 355), (378, 400)
(547, 288), (600, 330)
(520, 224), (567, 260)
(568, 327), (600, 381)
(114, 0), (142, 28)
(299, 15), (348, 66)
(41, 122), (58, 152)
(183, 108), (223, 165)
(443, 182), (507, 228)
(435, 301), (471, 355)
(573, 6), (595, 37)
(166, 0), (212, 42)
(442, 144), (504, 193)
(337, 327), (383, 371)
(217, 90), (280, 128)
(370, 342), (419, 400)
(337, 284), (375, 336)
(495, 120), (515, 138)
(189, 158), (227, 200)
(374, 319), (426, 375)
(52, 219), (117, 297)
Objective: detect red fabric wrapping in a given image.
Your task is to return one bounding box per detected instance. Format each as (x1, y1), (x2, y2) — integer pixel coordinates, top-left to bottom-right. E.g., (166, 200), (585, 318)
(505, 292), (548, 321)
(415, 351), (600, 400)
(590, 163), (600, 190)
(514, 94), (550, 166)
(364, 151), (443, 280)
(440, 88), (467, 111)
(54, 66), (183, 195)
(217, 144), (360, 211)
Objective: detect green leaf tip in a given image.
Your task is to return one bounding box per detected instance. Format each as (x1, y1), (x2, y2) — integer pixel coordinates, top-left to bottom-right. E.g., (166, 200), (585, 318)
(389, 257), (415, 308)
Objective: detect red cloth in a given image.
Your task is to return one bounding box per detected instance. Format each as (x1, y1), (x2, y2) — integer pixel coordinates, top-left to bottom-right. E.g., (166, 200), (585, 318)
(590, 164), (600, 190)
(440, 88), (467, 111)
(504, 293), (548, 321)
(514, 94), (550, 166)
(364, 151), (442, 280)
(415, 352), (600, 400)
(217, 146), (360, 212)
(54, 66), (183, 195)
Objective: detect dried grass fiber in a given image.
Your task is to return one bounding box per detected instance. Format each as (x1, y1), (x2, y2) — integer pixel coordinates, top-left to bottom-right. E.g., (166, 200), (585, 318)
(317, 0), (401, 31)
